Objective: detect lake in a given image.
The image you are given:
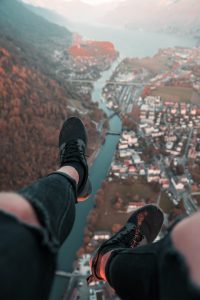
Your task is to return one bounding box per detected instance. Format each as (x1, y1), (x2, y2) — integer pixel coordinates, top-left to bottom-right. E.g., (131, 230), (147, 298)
(69, 23), (196, 57)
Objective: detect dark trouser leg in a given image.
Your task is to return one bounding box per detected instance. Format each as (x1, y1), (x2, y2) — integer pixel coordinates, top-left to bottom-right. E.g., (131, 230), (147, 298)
(0, 172), (77, 300)
(105, 235), (200, 300)
(105, 242), (159, 300)
(0, 212), (55, 300)
(19, 172), (77, 245)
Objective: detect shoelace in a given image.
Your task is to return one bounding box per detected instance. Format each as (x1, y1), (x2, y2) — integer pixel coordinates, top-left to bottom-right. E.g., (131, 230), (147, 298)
(60, 140), (88, 162)
(130, 226), (144, 248)
(114, 224), (144, 248)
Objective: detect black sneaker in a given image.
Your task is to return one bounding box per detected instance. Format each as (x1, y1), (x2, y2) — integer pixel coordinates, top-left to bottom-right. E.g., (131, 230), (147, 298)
(87, 204), (164, 284)
(59, 117), (92, 201)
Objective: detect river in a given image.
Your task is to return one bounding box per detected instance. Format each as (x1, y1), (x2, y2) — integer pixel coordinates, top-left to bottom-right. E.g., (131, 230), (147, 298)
(49, 27), (196, 300)
(50, 57), (122, 300)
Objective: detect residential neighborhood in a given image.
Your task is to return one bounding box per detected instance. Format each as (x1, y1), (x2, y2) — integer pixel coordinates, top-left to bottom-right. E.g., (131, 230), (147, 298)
(109, 96), (200, 212)
(103, 47), (200, 114)
(63, 46), (200, 300)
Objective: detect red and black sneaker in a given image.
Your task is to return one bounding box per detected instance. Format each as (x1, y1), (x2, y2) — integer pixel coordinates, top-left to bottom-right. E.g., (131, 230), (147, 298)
(59, 117), (92, 201)
(87, 204), (164, 284)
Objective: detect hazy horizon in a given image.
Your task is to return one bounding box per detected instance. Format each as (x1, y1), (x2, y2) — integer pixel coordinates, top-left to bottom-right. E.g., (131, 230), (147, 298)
(22, 0), (200, 35)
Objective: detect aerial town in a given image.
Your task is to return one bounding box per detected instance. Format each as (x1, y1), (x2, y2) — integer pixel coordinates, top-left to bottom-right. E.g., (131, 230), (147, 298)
(63, 46), (200, 300)
(103, 47), (200, 113)
(110, 97), (200, 213)
(53, 36), (119, 98)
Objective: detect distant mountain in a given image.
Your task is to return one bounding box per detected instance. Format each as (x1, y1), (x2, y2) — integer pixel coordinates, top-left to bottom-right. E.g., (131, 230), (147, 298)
(103, 0), (200, 35)
(20, 0), (200, 37)
(24, 3), (72, 28)
(25, 0), (119, 25)
(0, 0), (72, 69)
(61, 0), (122, 24)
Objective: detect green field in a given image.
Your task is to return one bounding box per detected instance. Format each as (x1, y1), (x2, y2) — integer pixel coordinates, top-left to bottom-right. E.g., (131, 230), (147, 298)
(94, 178), (172, 231)
(159, 193), (175, 213)
(151, 86), (194, 103)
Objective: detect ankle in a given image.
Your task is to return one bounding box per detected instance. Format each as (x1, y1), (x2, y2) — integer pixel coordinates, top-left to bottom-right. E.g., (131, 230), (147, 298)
(57, 166), (79, 185)
(99, 251), (113, 281)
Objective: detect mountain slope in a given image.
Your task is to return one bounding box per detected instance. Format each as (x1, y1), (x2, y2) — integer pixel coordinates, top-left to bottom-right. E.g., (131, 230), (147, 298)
(0, 0), (71, 50)
(0, 0), (72, 72)
(0, 46), (71, 189)
(0, 0), (105, 190)
(0, 0), (72, 189)
(24, 3), (72, 28)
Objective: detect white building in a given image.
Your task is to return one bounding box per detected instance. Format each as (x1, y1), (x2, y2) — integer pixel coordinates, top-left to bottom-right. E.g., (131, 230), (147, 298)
(127, 202), (144, 213)
(118, 144), (128, 150)
(171, 178), (184, 191)
(78, 254), (91, 276)
(139, 168), (146, 176)
(132, 153), (141, 164)
(93, 231), (111, 241)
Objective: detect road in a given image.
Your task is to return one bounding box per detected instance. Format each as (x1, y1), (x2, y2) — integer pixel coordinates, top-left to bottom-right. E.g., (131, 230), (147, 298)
(154, 150), (198, 215)
(182, 129), (193, 167)
(62, 275), (89, 300)
(64, 78), (145, 87)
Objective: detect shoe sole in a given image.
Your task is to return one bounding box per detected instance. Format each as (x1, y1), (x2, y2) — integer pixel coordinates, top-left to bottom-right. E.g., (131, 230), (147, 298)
(77, 178), (92, 202)
(127, 204), (164, 243)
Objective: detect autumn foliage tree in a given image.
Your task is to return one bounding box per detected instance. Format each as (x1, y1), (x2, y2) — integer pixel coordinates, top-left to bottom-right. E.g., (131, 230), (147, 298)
(0, 47), (104, 190)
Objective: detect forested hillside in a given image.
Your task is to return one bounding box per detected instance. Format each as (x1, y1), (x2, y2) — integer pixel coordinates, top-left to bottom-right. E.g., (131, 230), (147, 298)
(0, 0), (72, 73)
(24, 3), (72, 28)
(0, 47), (70, 188)
(0, 0), (106, 190)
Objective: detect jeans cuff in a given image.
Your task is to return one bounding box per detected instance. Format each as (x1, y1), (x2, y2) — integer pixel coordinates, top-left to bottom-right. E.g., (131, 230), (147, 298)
(50, 171), (78, 202)
(105, 248), (124, 287)
(18, 172), (77, 252)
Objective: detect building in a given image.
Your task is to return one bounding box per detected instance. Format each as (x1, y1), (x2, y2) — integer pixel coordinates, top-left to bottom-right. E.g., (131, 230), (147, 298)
(89, 287), (105, 300)
(118, 144), (128, 150)
(78, 254), (91, 276)
(127, 202), (144, 213)
(93, 231), (111, 241)
(171, 178), (184, 191)
(128, 166), (137, 175)
(119, 150), (132, 158)
(132, 153), (141, 164)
